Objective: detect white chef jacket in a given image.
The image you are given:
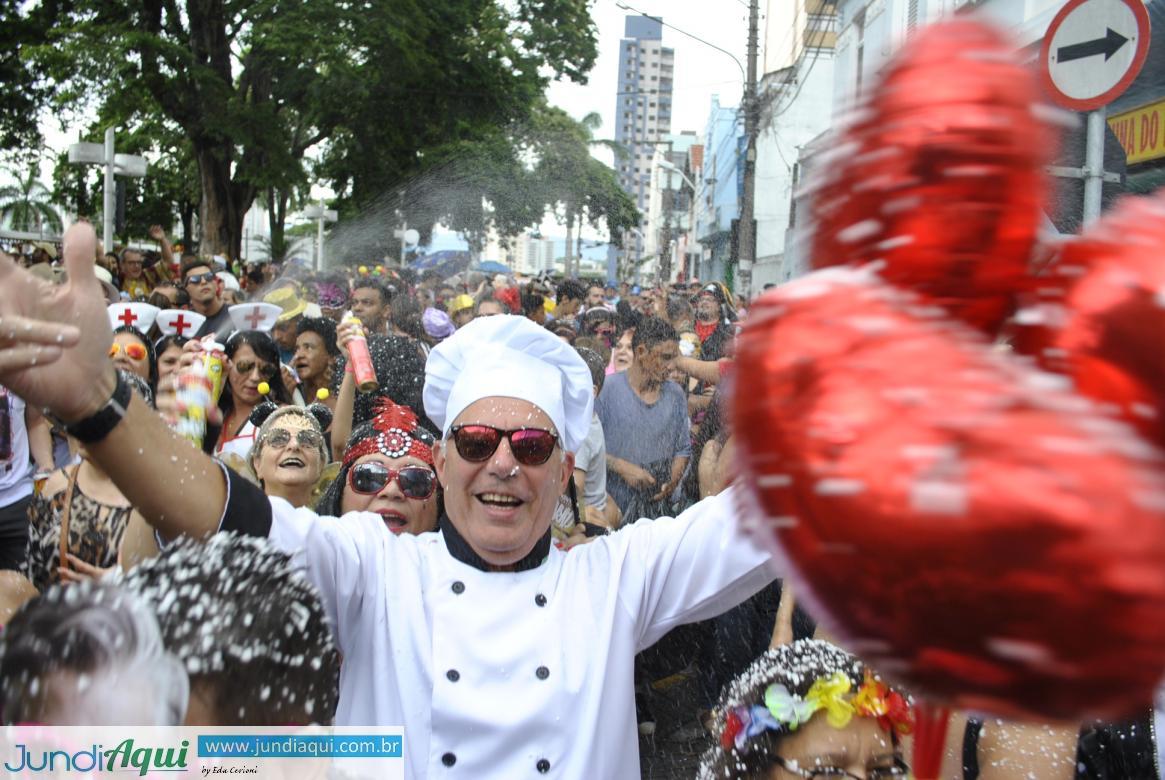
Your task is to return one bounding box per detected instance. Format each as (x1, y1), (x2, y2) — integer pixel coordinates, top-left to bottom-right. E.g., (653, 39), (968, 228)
(265, 486), (774, 779)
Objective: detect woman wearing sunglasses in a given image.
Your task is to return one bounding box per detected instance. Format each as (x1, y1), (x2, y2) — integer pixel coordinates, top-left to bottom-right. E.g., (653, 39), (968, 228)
(248, 406), (331, 509)
(317, 399), (440, 536)
(212, 330), (291, 462)
(110, 326), (157, 393)
(698, 639), (913, 780)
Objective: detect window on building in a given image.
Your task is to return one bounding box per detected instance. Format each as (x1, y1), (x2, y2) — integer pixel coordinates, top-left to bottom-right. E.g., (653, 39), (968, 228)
(649, 102), (656, 107)
(651, 75), (657, 81)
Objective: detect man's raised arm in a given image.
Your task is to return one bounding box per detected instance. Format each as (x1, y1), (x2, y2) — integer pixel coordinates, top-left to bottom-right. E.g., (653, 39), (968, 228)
(0, 221), (225, 541)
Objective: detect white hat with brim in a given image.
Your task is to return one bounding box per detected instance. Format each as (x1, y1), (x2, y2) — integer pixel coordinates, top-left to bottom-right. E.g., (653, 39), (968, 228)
(228, 302), (282, 334)
(155, 309), (207, 339)
(107, 302), (161, 333)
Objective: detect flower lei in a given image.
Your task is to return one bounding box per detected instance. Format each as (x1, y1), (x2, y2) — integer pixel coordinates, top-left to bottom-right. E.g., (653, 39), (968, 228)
(720, 671), (913, 753)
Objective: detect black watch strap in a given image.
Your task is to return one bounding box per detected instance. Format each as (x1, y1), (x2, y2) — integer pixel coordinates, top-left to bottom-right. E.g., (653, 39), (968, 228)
(66, 371), (132, 444)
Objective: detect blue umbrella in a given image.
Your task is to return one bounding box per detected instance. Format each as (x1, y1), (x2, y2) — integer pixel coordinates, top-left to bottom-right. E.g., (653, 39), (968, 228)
(411, 251), (472, 277)
(474, 260), (512, 274)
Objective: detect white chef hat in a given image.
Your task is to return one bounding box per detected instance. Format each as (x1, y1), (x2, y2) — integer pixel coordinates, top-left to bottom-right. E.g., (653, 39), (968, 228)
(424, 315), (594, 453)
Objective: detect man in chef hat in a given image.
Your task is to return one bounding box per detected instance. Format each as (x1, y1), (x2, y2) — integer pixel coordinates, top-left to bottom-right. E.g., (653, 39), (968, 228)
(0, 221), (775, 778)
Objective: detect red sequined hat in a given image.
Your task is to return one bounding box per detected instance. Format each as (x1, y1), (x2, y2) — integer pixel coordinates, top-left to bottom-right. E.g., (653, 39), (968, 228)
(342, 398), (435, 468)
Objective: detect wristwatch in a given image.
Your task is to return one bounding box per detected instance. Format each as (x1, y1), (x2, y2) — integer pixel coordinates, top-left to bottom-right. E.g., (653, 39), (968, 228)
(64, 370), (132, 444)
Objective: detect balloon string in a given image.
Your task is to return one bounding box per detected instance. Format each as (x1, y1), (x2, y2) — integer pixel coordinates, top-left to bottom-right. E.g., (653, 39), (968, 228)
(911, 701), (951, 779)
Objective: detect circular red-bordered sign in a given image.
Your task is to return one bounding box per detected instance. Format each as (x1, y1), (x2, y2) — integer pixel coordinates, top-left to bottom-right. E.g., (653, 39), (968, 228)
(1039, 0), (1150, 111)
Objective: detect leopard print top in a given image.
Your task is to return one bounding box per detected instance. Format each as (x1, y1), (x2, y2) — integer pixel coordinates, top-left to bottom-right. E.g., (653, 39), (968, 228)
(22, 468), (132, 591)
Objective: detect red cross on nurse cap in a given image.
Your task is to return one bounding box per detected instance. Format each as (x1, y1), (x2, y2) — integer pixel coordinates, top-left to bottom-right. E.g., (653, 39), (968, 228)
(107, 302), (161, 333)
(155, 308), (207, 338)
(227, 302), (282, 334)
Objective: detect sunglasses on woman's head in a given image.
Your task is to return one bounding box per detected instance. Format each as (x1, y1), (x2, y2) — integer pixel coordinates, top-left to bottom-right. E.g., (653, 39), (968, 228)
(264, 428), (323, 450)
(449, 425), (558, 466)
(233, 360), (278, 379)
(109, 342), (148, 361)
(348, 463), (437, 499)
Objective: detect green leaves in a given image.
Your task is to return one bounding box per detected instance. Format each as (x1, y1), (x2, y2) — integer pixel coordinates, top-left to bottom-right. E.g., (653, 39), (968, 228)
(4, 0), (603, 259)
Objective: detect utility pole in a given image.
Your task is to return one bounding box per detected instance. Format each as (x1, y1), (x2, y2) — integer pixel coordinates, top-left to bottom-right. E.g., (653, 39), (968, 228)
(736, 0), (760, 300)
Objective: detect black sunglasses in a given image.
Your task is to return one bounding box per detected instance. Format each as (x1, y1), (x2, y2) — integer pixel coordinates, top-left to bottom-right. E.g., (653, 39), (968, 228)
(185, 272), (216, 286)
(263, 428), (323, 450)
(233, 359), (278, 379)
(449, 425), (558, 466)
(348, 463), (437, 499)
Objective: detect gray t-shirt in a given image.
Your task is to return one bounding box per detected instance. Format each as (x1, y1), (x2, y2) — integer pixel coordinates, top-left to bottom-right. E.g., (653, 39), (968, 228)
(575, 414), (607, 510)
(596, 372), (691, 513)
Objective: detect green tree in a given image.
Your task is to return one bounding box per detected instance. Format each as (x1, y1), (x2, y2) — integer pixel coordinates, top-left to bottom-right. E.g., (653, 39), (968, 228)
(317, 0), (597, 257)
(23, 0), (364, 259)
(529, 107), (637, 276)
(0, 0), (51, 152)
(0, 160), (63, 234)
(10, 0), (598, 261)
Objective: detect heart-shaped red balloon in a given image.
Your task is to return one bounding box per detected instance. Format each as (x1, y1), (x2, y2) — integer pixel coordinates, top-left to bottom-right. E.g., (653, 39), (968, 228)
(733, 267), (1165, 721)
(1011, 191), (1165, 445)
(807, 20), (1052, 334)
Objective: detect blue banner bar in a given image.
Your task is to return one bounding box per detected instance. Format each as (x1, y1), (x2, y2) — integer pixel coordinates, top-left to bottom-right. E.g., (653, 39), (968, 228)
(198, 735), (403, 758)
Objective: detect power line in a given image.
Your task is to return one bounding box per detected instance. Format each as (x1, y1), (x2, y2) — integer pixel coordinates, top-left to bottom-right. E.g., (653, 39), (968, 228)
(613, 0), (747, 83)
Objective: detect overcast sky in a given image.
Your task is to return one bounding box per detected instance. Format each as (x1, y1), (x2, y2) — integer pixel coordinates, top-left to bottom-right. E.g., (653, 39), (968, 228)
(546, 0), (751, 155)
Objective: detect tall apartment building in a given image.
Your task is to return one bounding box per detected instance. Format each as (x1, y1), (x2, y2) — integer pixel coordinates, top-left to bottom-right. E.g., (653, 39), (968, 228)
(610, 15), (674, 281)
(515, 234), (556, 275)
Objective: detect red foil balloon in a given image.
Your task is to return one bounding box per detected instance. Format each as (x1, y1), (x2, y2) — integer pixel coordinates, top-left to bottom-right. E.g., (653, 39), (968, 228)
(1007, 192), (1165, 445)
(1028, 192), (1165, 445)
(806, 20), (1052, 333)
(733, 267), (1165, 721)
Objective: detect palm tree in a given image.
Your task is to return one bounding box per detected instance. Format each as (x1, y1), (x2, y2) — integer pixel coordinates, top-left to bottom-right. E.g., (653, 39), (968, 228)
(0, 161), (64, 235)
(533, 109), (629, 278)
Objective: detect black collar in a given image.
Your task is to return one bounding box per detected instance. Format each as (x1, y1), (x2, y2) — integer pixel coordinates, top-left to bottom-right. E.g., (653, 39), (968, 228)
(438, 515), (551, 573)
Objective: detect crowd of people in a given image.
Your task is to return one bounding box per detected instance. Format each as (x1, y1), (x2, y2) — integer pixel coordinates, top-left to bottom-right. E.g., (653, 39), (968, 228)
(0, 224), (1158, 779)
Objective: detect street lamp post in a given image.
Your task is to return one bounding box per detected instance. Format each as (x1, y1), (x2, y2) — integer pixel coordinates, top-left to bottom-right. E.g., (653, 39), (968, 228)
(393, 225), (420, 269)
(68, 128), (148, 253)
(658, 160), (698, 284)
(303, 200), (338, 271)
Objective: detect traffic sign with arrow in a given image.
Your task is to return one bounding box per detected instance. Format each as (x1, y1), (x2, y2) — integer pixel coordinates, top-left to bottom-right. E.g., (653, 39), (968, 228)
(1055, 27), (1128, 63)
(1040, 0), (1150, 111)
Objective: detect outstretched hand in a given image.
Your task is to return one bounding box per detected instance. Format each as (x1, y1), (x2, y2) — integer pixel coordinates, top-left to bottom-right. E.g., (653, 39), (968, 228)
(0, 222), (114, 420)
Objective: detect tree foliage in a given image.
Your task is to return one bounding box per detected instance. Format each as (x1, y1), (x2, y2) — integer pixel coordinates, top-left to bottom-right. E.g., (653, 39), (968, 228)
(11, 0), (598, 259)
(0, 160), (63, 234)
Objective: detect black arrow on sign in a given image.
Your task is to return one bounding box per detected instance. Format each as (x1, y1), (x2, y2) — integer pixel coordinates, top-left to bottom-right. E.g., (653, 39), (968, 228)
(1056, 27), (1129, 63)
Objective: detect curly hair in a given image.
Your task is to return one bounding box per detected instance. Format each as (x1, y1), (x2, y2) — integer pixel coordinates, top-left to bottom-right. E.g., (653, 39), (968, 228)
(119, 533), (340, 726)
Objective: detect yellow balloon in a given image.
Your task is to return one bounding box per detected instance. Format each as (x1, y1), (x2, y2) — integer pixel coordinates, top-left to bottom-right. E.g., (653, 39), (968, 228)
(257, 381), (270, 396)
(316, 388), (330, 401)
(358, 265), (368, 274)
